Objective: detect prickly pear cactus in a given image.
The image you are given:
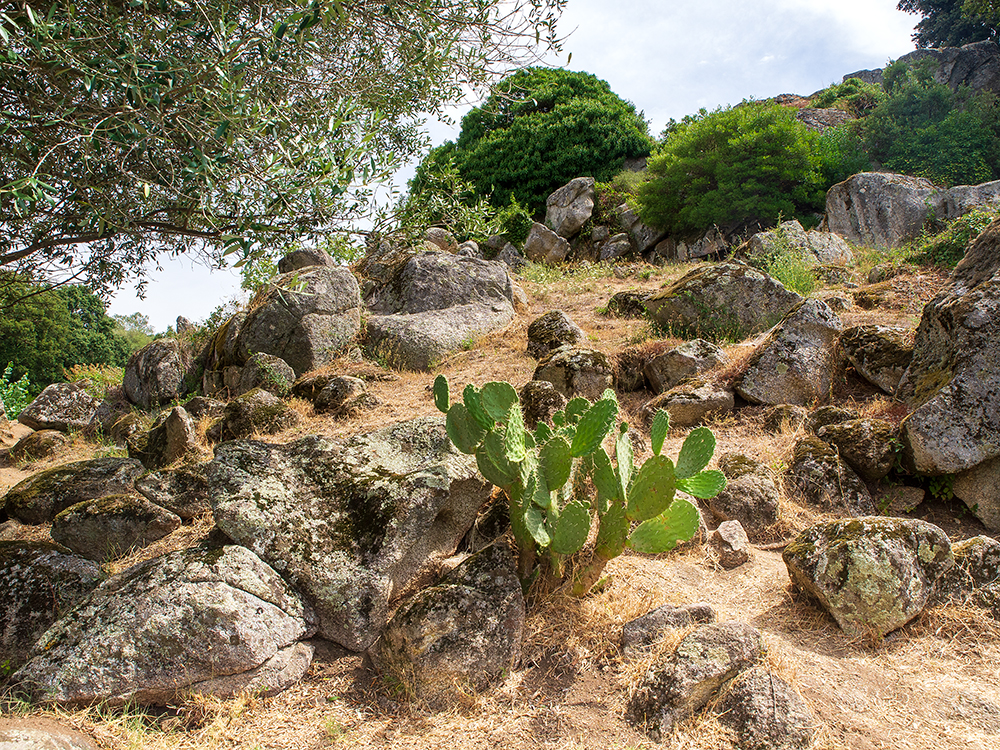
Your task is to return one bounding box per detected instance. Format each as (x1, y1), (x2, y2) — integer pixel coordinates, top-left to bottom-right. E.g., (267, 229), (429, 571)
(432, 375), (726, 595)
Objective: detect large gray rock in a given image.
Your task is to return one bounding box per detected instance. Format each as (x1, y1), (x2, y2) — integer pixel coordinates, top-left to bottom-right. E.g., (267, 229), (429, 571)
(207, 416), (490, 651)
(545, 177), (595, 238)
(526, 310), (586, 360)
(716, 667), (816, 750)
(365, 303), (515, 371)
(277, 247), (335, 274)
(372, 542), (524, 706)
(954, 457), (1000, 531)
(8, 430), (69, 463)
(128, 406), (198, 470)
(236, 266), (362, 376)
(134, 465), (211, 520)
(13, 546), (314, 705)
(644, 339), (727, 394)
(645, 263), (802, 341)
(783, 517), (953, 636)
(839, 325), (913, 395)
(208, 388), (300, 442)
(533, 347), (614, 402)
(745, 220), (854, 266)
(523, 222), (571, 264)
(737, 299), (842, 406)
(618, 205), (667, 254)
(788, 435), (875, 516)
(0, 542), (104, 672)
(825, 172), (1000, 248)
(640, 379), (735, 429)
(935, 535), (1000, 607)
(363, 252), (517, 371)
(627, 622), (767, 740)
(3, 457), (145, 525)
(652, 226), (729, 262)
(17, 383), (100, 432)
(896, 39), (1000, 97)
(237, 353), (295, 397)
(123, 339), (192, 409)
(50, 495), (181, 562)
(0, 719), (101, 750)
(897, 220), (1000, 475)
(816, 418), (897, 482)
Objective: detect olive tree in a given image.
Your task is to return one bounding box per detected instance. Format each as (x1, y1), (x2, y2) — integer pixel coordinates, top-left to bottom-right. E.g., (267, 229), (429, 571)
(0, 0), (565, 297)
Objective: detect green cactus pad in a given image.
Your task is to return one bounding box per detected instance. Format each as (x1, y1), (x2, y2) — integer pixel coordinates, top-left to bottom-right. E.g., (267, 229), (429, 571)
(433, 375), (450, 414)
(481, 381), (519, 423)
(524, 504), (551, 546)
(627, 498), (700, 553)
(550, 500), (592, 555)
(601, 388), (618, 404)
(552, 410), (566, 427)
(534, 421), (553, 444)
(571, 398), (618, 457)
(565, 397), (591, 424)
(476, 432), (518, 488)
(650, 409), (670, 456)
(616, 429), (635, 502)
(504, 402), (528, 462)
(677, 469), (727, 499)
(594, 500), (628, 559)
(592, 448), (619, 513)
(463, 384), (494, 431)
(626, 454), (677, 522)
(539, 436), (573, 491)
(446, 403), (486, 454)
(675, 426), (716, 479)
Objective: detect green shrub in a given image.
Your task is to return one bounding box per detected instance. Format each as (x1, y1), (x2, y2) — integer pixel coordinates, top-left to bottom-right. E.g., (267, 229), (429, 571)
(811, 78), (887, 116)
(64, 363), (125, 401)
(908, 208), (998, 267)
(495, 197), (534, 246)
(813, 123), (874, 187)
(396, 157), (501, 243)
(433, 376), (725, 595)
(746, 223), (818, 296)
(637, 101), (825, 237)
(0, 363), (31, 418)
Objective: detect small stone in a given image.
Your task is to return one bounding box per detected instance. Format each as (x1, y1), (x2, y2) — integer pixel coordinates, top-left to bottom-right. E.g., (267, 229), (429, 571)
(716, 667), (816, 750)
(712, 520), (752, 569)
(622, 603), (717, 651)
(526, 310), (586, 360)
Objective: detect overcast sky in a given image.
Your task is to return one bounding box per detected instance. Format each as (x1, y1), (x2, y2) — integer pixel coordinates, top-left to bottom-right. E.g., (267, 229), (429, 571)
(108, 0), (919, 332)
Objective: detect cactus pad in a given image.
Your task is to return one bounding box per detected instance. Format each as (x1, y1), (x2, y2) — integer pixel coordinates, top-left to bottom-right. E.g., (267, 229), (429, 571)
(627, 498), (700, 553)
(504, 402), (528, 462)
(539, 436), (573, 492)
(626, 454), (677, 522)
(594, 501), (628, 559)
(433, 375), (450, 414)
(446, 403), (486, 454)
(675, 426), (716, 479)
(677, 469), (727, 499)
(565, 397), (590, 424)
(481, 381), (518, 423)
(650, 409), (670, 456)
(477, 432), (517, 488)
(571, 397), (618, 457)
(550, 500), (592, 555)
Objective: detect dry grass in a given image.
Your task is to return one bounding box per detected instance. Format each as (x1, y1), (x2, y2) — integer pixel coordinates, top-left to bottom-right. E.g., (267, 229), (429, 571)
(1, 261), (996, 750)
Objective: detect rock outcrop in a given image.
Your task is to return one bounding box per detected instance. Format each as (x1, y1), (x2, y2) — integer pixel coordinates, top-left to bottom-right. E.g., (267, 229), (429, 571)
(17, 383), (100, 432)
(208, 416), (490, 651)
(545, 177), (595, 238)
(123, 339), (192, 409)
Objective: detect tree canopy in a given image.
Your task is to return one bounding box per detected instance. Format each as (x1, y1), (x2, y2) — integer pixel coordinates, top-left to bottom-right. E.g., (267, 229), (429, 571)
(411, 67), (653, 213)
(898, 0), (998, 47)
(636, 102), (825, 238)
(0, 0), (565, 299)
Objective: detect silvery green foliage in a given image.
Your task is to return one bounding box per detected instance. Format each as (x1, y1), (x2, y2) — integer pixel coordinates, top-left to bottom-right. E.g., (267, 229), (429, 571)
(434, 376), (726, 594)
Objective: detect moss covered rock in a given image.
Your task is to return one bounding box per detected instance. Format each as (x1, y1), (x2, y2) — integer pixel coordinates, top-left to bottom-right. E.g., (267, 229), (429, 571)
(708, 454), (781, 541)
(715, 666), (816, 750)
(736, 299), (842, 406)
(639, 379), (734, 430)
(12, 545), (315, 706)
(788, 435), (875, 516)
(211, 388), (300, 442)
(51, 495), (181, 562)
(626, 622), (767, 740)
(17, 382), (100, 432)
(372, 542), (524, 707)
(123, 338), (193, 410)
(816, 418), (898, 482)
(0, 541), (104, 672)
(134, 464), (211, 520)
(644, 338), (727, 394)
(533, 346), (614, 402)
(207, 415), (490, 651)
(3, 457), (145, 525)
(898, 221), (1000, 474)
(9, 430), (69, 463)
(839, 324), (913, 395)
(782, 517), (953, 636)
(644, 262), (802, 341)
(526, 310), (586, 360)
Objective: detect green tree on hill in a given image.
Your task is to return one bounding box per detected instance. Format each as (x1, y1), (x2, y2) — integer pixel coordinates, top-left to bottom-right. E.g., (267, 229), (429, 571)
(636, 102), (825, 237)
(412, 68), (654, 214)
(898, 0), (998, 47)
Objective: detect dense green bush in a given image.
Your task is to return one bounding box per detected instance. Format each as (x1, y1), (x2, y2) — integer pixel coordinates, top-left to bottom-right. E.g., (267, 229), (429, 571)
(412, 68), (654, 214)
(636, 102), (825, 237)
(909, 208), (998, 266)
(812, 124), (874, 187)
(0, 363), (32, 418)
(0, 277), (132, 387)
(812, 78), (887, 116)
(860, 59), (1000, 186)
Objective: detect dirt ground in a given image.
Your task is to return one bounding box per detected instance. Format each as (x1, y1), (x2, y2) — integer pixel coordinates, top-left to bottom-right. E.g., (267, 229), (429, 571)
(2, 259), (998, 750)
